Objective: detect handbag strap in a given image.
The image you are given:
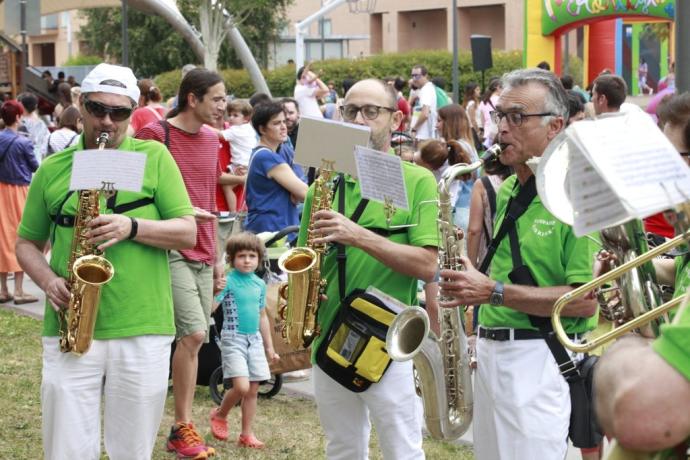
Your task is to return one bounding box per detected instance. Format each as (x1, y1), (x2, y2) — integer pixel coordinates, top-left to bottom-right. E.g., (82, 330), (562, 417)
(336, 174), (369, 301)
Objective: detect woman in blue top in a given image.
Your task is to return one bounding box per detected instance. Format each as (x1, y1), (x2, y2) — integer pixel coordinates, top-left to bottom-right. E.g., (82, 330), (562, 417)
(244, 101), (308, 234)
(0, 100), (39, 305)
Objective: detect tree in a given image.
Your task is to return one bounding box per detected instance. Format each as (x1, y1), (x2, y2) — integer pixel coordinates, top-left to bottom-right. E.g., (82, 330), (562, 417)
(79, 0), (292, 76)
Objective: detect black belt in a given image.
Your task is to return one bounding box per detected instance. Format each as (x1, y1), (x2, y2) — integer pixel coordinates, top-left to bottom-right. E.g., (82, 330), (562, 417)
(479, 328), (578, 341)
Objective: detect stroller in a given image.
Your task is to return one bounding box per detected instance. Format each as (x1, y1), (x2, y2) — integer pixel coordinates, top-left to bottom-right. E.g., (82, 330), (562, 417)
(206, 225), (313, 405)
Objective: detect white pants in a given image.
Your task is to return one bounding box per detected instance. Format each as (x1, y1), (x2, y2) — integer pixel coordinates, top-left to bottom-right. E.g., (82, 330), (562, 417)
(473, 336), (571, 460)
(41, 335), (173, 460)
(313, 361), (425, 460)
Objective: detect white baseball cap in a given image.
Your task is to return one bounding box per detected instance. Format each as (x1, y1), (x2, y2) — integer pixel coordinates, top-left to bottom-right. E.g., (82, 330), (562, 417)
(81, 63), (140, 104)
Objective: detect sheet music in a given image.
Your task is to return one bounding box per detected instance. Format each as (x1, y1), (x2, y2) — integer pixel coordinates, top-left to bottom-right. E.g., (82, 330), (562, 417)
(354, 146), (409, 210)
(70, 149), (147, 192)
(565, 112), (690, 236)
(294, 116), (371, 177)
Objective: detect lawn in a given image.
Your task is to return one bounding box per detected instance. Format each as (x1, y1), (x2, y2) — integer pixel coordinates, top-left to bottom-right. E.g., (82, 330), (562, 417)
(0, 309), (474, 459)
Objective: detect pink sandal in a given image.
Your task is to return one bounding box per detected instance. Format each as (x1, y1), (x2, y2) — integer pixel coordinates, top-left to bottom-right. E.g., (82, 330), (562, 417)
(209, 408), (229, 441)
(237, 433), (265, 449)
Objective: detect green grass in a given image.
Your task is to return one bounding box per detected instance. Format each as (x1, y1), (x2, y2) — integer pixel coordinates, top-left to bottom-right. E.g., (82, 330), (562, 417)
(0, 309), (474, 459)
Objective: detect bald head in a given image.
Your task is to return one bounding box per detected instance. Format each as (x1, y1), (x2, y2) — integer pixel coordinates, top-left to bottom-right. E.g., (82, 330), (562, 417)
(345, 79), (397, 109)
(343, 79), (401, 152)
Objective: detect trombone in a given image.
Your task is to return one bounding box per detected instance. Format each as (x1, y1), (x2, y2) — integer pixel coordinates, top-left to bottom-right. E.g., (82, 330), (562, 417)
(550, 230), (688, 353)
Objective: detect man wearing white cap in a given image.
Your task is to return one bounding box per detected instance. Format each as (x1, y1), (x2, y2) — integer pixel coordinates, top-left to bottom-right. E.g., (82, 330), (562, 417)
(15, 63), (197, 460)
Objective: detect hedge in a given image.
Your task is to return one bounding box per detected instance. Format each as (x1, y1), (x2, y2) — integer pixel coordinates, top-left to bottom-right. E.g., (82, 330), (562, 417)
(155, 49), (524, 100)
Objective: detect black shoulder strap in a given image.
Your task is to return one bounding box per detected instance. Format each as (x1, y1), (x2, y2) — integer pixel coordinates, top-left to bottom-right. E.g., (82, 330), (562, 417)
(158, 119), (170, 149)
(336, 175), (369, 301)
(497, 180), (579, 380)
(478, 175), (536, 274)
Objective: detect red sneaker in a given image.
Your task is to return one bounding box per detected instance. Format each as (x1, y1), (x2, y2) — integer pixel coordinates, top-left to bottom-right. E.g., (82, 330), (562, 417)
(166, 422), (211, 459)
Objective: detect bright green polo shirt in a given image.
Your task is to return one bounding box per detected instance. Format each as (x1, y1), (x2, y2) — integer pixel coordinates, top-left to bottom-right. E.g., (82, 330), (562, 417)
(18, 136), (194, 339)
(672, 256), (690, 301)
(653, 300), (690, 381)
(478, 175), (598, 333)
(297, 162), (440, 362)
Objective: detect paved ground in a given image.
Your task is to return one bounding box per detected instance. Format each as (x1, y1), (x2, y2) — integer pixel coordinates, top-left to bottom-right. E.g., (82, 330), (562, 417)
(2, 274), (603, 459)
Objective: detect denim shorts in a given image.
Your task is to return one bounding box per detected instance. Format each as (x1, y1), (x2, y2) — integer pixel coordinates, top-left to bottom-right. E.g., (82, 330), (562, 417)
(220, 332), (271, 381)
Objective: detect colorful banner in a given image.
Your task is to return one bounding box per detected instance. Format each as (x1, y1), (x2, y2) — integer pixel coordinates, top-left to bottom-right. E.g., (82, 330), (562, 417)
(542, 0), (675, 35)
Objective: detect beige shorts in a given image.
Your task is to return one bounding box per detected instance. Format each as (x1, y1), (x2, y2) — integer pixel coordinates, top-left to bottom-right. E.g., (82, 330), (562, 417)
(169, 250), (213, 342)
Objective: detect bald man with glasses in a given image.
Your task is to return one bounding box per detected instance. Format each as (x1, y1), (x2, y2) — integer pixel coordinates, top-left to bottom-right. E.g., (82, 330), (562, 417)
(301, 78), (439, 460)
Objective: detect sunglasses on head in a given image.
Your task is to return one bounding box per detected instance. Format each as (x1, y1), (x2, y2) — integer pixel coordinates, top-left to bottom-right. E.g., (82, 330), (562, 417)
(84, 99), (133, 122)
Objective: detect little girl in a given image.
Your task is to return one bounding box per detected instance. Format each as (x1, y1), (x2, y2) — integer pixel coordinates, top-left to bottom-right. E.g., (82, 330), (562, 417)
(209, 232), (279, 448)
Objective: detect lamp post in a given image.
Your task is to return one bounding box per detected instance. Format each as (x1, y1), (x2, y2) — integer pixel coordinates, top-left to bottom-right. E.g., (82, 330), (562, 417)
(451, 0), (459, 104)
(122, 0), (129, 66)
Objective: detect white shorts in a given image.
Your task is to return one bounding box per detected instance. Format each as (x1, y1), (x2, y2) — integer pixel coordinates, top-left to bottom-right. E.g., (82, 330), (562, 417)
(220, 332), (271, 381)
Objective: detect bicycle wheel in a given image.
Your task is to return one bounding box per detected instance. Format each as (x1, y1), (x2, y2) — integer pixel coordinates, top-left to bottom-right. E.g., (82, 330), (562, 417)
(209, 366), (229, 405)
(258, 373), (283, 399)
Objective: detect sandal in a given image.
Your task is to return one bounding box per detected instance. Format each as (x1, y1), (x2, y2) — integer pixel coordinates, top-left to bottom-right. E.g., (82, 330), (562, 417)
(14, 294), (38, 305)
(237, 433), (265, 449)
(0, 294), (13, 303)
(209, 408), (229, 441)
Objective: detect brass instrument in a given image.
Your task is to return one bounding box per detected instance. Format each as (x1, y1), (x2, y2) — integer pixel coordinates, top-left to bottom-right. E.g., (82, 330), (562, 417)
(535, 130), (685, 354)
(278, 160), (336, 349)
(59, 132), (115, 355)
(386, 145), (501, 440)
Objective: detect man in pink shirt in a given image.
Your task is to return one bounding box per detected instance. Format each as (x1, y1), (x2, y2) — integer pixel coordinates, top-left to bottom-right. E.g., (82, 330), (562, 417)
(137, 68), (227, 459)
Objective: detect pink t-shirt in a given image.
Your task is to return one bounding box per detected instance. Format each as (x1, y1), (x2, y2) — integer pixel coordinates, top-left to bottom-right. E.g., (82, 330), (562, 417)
(137, 121), (220, 265)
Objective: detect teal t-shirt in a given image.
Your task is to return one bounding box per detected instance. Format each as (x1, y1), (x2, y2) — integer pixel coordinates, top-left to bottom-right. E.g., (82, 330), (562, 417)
(478, 175), (598, 333)
(214, 269), (266, 334)
(297, 162), (440, 361)
(18, 136), (194, 339)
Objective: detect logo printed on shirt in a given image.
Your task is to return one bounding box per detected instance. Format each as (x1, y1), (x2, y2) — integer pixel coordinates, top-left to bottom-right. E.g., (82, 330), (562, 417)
(532, 218), (556, 237)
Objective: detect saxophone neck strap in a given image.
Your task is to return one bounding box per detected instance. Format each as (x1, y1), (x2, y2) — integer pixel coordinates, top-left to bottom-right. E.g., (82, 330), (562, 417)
(478, 175), (536, 274)
(336, 173), (369, 301)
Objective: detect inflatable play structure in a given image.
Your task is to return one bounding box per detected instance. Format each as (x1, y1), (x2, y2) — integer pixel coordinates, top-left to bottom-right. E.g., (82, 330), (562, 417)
(525, 0), (676, 93)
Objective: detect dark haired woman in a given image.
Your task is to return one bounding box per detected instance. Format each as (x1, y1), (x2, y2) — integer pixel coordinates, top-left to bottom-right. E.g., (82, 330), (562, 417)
(244, 101), (307, 235)
(128, 79), (167, 135)
(0, 100), (38, 304)
(46, 105), (82, 155)
(463, 82), (482, 141)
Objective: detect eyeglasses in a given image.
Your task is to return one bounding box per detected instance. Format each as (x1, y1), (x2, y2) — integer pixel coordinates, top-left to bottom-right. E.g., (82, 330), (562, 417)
(490, 110), (556, 127)
(84, 99), (133, 122)
(411, 73), (422, 79)
(340, 104), (396, 121)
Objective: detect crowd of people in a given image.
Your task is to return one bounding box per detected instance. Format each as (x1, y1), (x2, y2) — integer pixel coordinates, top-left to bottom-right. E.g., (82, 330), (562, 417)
(1, 57), (688, 460)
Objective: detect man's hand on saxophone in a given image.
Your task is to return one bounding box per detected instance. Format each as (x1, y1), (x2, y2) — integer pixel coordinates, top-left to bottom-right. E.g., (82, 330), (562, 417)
(85, 213), (135, 251)
(310, 209), (364, 247)
(45, 276), (71, 311)
(438, 255), (496, 308)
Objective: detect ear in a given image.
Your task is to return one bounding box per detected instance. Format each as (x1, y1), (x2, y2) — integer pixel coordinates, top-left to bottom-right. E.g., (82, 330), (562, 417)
(546, 116), (565, 141)
(186, 92), (197, 108)
(390, 110), (403, 133)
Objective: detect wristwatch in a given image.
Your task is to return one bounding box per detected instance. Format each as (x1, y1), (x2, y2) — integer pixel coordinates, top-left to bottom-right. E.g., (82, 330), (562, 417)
(489, 281), (504, 306)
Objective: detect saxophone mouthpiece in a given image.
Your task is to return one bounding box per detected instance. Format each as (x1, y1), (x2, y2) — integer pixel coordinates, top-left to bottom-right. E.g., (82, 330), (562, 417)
(96, 132), (110, 149)
(482, 143), (505, 162)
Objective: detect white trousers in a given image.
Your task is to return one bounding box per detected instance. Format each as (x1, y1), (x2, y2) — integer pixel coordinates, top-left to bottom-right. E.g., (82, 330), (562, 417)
(41, 335), (173, 460)
(473, 336), (571, 460)
(313, 361), (425, 460)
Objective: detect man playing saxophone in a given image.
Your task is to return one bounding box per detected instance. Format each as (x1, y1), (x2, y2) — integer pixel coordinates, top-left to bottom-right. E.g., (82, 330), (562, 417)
(438, 69), (598, 460)
(300, 78), (439, 460)
(15, 63), (196, 460)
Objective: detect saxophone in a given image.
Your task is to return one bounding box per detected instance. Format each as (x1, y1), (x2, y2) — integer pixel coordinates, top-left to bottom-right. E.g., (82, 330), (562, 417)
(59, 132), (115, 355)
(277, 160), (336, 349)
(386, 145), (501, 440)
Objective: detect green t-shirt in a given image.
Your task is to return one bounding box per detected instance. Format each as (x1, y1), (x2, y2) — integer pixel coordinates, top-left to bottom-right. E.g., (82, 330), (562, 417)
(297, 162), (440, 361)
(18, 136), (194, 339)
(478, 175), (598, 333)
(672, 256), (690, 301)
(653, 301), (690, 381)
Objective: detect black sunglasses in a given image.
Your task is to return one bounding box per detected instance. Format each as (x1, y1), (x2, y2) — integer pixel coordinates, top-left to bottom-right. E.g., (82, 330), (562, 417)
(84, 99), (133, 122)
